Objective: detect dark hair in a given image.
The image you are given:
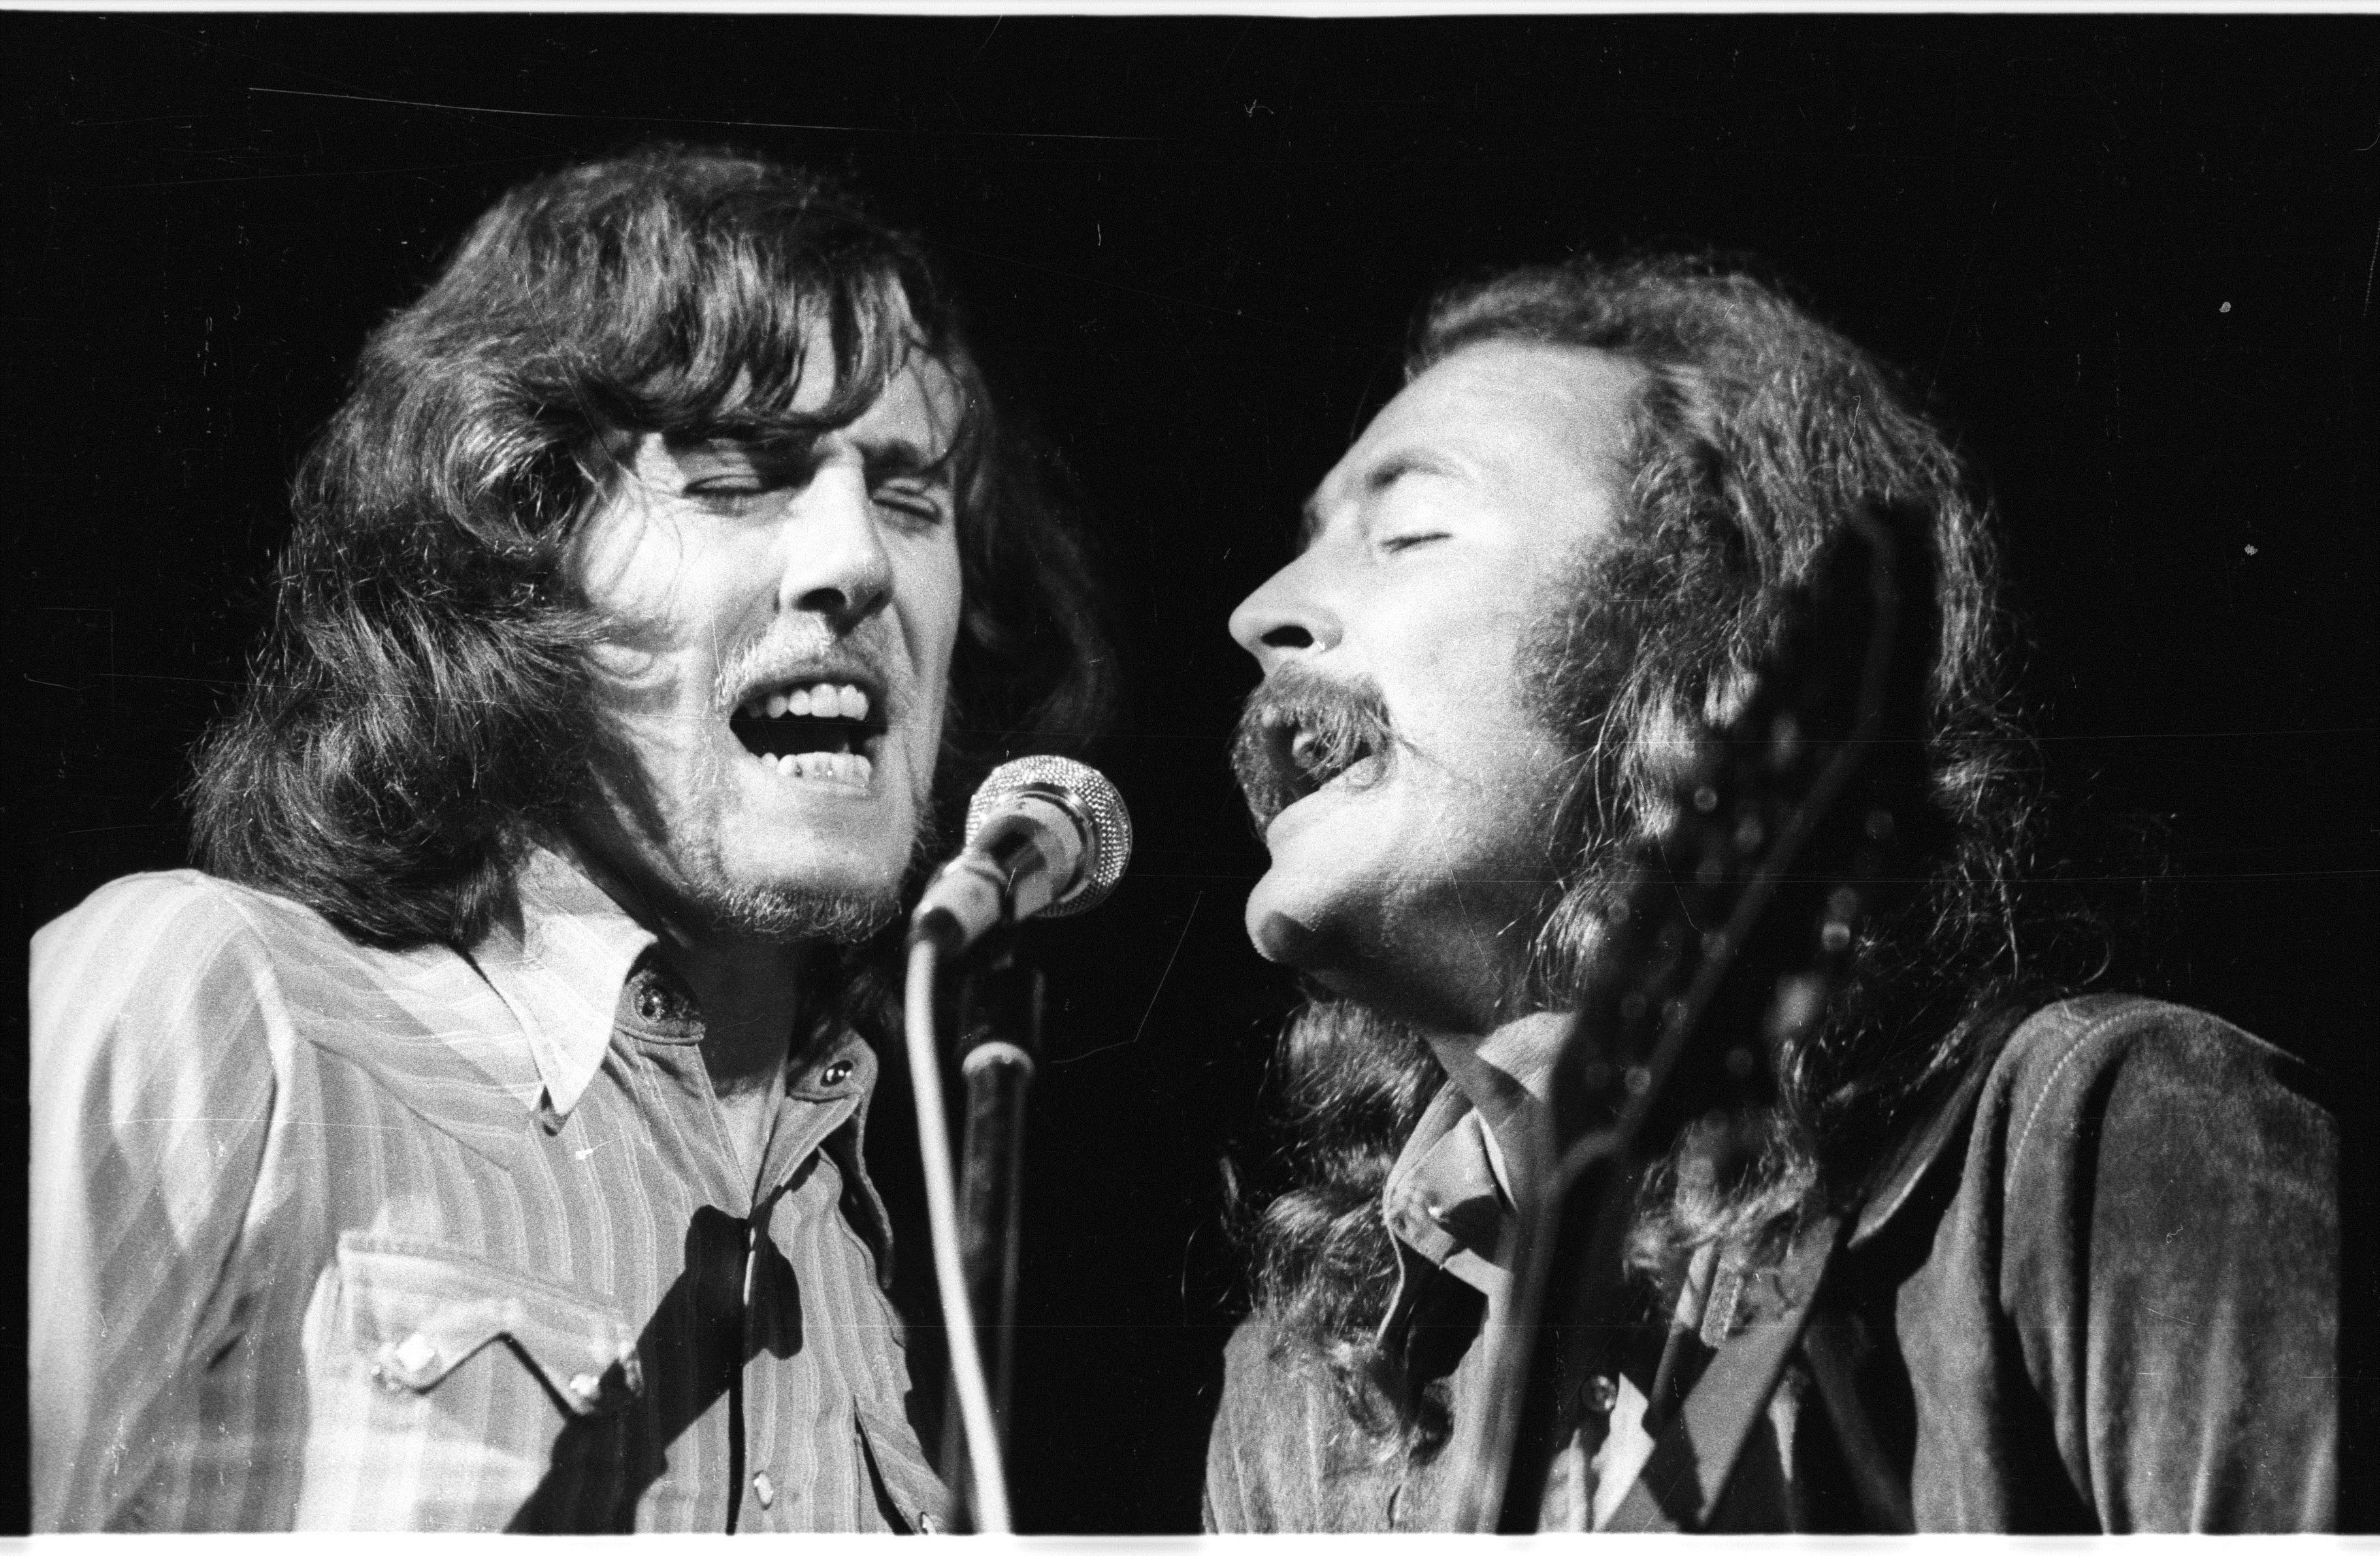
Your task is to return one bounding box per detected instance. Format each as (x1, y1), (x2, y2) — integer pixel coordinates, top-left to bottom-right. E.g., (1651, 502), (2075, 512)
(1240, 254), (2134, 1449)
(191, 146), (1115, 948)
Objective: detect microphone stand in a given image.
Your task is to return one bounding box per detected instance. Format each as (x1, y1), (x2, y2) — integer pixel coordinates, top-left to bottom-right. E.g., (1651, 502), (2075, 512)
(938, 929), (1041, 1529)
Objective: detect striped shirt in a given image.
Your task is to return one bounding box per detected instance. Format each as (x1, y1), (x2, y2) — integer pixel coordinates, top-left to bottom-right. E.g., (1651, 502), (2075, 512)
(31, 848), (949, 1532)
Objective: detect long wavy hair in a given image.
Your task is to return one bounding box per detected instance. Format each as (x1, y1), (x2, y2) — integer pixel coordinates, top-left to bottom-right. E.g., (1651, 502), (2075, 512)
(1238, 255), (2142, 1448)
(191, 146), (1115, 951)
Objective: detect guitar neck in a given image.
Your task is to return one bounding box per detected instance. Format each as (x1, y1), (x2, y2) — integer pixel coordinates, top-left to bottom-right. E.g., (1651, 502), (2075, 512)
(1444, 501), (1942, 1533)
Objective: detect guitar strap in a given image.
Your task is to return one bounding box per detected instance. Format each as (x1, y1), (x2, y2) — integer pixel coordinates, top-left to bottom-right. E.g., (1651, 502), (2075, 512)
(1602, 996), (2038, 1533)
(1603, 1210), (1841, 1532)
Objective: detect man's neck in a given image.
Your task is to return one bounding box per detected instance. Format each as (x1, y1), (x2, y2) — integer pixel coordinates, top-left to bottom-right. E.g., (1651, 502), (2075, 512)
(655, 938), (814, 1181)
(538, 831), (817, 1167)
(655, 939), (813, 1093)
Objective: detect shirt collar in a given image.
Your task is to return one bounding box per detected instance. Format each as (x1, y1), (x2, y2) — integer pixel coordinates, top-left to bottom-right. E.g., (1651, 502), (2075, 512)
(468, 844), (657, 1119)
(1378, 1083), (1518, 1351)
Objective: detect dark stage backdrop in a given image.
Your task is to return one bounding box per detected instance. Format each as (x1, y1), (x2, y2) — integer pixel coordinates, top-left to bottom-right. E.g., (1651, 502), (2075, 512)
(13, 14), (2377, 1534)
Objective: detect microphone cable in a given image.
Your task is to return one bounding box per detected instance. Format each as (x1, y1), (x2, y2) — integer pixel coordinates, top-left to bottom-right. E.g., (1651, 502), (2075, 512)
(903, 929), (1012, 1532)
(900, 755), (1131, 1532)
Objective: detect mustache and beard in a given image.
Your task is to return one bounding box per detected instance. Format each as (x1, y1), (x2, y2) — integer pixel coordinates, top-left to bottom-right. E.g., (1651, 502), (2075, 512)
(1227, 664), (1399, 833)
(568, 627), (947, 948)
(1224, 546), (1652, 1015)
(1226, 561), (1627, 844)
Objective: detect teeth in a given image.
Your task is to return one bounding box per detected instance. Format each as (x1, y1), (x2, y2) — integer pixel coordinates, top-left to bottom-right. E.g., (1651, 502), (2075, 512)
(741, 682), (874, 721)
(764, 750), (873, 787)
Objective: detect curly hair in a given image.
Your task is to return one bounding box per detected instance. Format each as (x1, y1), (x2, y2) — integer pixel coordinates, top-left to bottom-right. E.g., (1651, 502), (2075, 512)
(190, 146), (1115, 949)
(1239, 254), (2134, 1450)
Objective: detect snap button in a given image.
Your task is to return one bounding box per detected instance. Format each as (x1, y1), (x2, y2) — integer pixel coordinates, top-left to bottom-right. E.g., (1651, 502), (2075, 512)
(751, 1470), (775, 1508)
(391, 1332), (440, 1376)
(630, 965), (698, 1023)
(821, 1059), (854, 1087)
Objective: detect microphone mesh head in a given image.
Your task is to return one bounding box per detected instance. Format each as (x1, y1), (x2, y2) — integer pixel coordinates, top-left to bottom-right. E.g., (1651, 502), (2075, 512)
(964, 755), (1133, 918)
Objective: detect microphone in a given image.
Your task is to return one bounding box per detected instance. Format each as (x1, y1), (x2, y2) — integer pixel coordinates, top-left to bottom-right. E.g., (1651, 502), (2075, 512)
(909, 755), (1133, 955)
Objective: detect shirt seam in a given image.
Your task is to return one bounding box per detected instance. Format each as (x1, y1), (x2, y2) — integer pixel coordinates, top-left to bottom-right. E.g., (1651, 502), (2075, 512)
(2004, 1004), (2135, 1180)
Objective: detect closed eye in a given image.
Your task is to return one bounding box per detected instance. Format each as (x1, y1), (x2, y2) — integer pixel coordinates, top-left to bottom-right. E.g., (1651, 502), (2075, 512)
(1363, 453), (1458, 554)
(685, 474), (769, 499)
(676, 441), (809, 506)
(871, 476), (951, 529)
(864, 443), (955, 530)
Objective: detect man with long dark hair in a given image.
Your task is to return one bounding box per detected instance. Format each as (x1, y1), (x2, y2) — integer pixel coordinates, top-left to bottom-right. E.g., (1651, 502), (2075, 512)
(31, 146), (1112, 1531)
(1205, 258), (2334, 1531)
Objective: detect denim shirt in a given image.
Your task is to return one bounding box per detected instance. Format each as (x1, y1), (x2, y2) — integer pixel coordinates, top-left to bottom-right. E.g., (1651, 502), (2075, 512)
(1204, 995), (2338, 1532)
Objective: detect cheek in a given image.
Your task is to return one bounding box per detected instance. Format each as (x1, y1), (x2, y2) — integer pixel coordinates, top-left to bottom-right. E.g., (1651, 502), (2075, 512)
(569, 484), (683, 607)
(571, 511), (708, 663)
(1390, 626), (1540, 772)
(904, 539), (966, 684)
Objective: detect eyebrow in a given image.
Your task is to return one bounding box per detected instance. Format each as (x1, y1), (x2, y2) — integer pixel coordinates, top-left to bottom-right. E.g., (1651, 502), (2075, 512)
(859, 435), (956, 483)
(1295, 450), (1435, 544)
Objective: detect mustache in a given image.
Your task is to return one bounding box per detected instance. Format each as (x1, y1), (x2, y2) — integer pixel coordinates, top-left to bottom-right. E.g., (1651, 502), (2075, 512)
(711, 627), (899, 718)
(1228, 664), (1395, 830)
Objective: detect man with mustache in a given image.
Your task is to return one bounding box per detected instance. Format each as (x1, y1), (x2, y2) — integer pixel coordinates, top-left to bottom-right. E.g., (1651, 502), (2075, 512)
(1205, 259), (2335, 1531)
(31, 146), (1110, 1531)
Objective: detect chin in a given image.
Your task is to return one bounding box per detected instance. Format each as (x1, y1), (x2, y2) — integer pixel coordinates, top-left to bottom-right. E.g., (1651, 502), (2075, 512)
(680, 827), (915, 944)
(1243, 867), (1385, 995)
(1243, 853), (1542, 1038)
(702, 881), (898, 945)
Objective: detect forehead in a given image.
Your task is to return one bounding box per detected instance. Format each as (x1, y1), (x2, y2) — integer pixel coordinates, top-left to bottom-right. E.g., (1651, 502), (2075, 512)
(841, 348), (964, 447)
(1308, 340), (1640, 533)
(771, 328), (965, 442)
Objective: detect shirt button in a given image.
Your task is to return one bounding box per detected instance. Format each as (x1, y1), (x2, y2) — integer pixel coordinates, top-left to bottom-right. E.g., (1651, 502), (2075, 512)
(751, 1471), (775, 1509)
(567, 1372), (602, 1406)
(821, 1059), (854, 1087)
(915, 1510), (945, 1534)
(391, 1332), (440, 1375)
(1580, 1373), (1619, 1416)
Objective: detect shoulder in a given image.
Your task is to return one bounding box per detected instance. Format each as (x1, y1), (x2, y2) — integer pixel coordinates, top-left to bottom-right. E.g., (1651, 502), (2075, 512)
(1961, 993), (2336, 1306)
(1207, 1310), (1416, 1533)
(1207, 1314), (1324, 1532)
(1221, 1308), (1286, 1384)
(37, 871), (287, 1019)
(1213, 1311), (1303, 1449)
(1943, 997), (2337, 1529)
(35, 869), (350, 981)
(1981, 994), (2332, 1179)
(33, 871), (377, 1087)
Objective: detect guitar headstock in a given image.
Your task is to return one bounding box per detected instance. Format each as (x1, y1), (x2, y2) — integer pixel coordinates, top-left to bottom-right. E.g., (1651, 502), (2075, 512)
(1559, 499), (1950, 1163)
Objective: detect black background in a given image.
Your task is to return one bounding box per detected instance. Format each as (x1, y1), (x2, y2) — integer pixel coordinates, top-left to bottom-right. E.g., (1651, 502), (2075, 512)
(12, 13), (2377, 1534)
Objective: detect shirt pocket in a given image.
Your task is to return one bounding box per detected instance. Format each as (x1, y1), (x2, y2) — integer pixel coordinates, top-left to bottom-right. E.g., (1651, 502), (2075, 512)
(336, 1232), (642, 1417)
(855, 1401), (953, 1534)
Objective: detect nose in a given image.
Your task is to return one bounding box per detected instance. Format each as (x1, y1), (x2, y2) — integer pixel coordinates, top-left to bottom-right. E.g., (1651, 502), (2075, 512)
(777, 448), (893, 629)
(1228, 548), (1339, 675)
